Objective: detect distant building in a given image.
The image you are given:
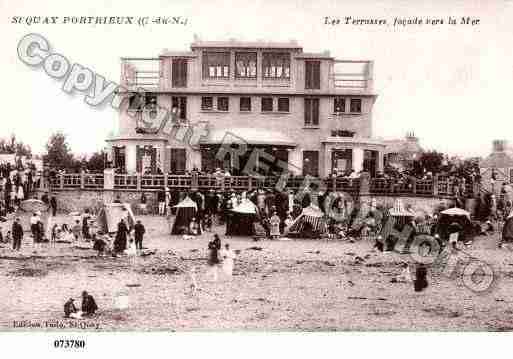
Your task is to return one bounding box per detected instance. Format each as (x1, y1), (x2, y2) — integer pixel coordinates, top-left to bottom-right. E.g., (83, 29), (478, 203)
(480, 140), (513, 191)
(383, 132), (424, 171)
(106, 39), (387, 177)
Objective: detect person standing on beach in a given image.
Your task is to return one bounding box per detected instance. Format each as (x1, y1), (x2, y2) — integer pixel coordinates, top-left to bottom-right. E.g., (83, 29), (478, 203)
(113, 218), (129, 255)
(12, 217), (23, 251)
(220, 243), (236, 278)
(134, 220), (145, 252)
(72, 220), (81, 242)
(207, 234), (222, 281)
(157, 188), (166, 216)
(50, 195), (57, 216)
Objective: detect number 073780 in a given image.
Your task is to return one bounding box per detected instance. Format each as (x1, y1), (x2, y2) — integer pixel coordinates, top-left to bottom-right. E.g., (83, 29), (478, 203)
(53, 339), (86, 349)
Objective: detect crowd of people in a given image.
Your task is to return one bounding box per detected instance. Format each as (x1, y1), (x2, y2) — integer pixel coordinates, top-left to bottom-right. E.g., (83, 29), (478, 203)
(0, 161), (41, 216)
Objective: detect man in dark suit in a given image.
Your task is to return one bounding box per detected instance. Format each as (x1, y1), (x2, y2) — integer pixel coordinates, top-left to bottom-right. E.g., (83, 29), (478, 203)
(12, 217), (23, 251)
(50, 195), (57, 216)
(134, 220), (145, 251)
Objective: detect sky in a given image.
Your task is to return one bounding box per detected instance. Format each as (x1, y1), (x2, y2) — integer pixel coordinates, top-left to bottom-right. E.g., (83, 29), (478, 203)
(0, 0), (512, 158)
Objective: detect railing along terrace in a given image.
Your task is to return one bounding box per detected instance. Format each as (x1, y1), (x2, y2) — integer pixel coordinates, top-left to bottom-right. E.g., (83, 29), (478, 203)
(42, 173), (477, 198)
(437, 176), (451, 196)
(62, 174), (81, 189)
(141, 175), (165, 189)
(84, 174), (104, 189)
(114, 175), (138, 190)
(167, 175), (192, 188)
(369, 178), (390, 195)
(415, 179), (434, 196)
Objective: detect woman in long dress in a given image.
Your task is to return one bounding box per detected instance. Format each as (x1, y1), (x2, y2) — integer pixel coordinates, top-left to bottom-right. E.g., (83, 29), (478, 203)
(269, 211), (281, 239)
(284, 213), (294, 235)
(207, 234), (221, 281)
(220, 243), (236, 277)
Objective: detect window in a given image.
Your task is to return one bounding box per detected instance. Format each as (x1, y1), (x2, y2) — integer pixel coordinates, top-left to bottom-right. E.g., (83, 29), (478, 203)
(201, 96), (213, 111)
(303, 151), (319, 177)
(169, 148), (186, 174)
(304, 98), (319, 126)
(171, 96), (187, 120)
(217, 97), (229, 111)
(278, 97), (290, 112)
(172, 58), (187, 88)
(235, 52), (257, 78)
(350, 98), (362, 113)
(262, 53), (290, 79)
(202, 52), (230, 79)
(261, 97), (273, 112)
(334, 97), (345, 113)
(240, 97), (251, 112)
(305, 61), (321, 89)
(331, 130), (354, 137)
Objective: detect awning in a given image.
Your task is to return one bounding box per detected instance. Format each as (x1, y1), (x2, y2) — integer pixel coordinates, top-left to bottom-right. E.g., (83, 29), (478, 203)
(201, 127), (296, 147)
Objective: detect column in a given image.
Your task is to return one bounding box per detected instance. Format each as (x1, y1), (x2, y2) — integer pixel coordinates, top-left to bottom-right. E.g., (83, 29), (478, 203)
(352, 147), (364, 173)
(377, 150), (384, 173)
(104, 168), (115, 190)
(288, 148), (302, 175)
(125, 144), (137, 174)
(323, 147), (331, 178)
(189, 148), (202, 171)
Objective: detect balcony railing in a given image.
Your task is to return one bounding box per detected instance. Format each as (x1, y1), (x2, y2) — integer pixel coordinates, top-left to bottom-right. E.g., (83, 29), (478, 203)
(42, 173), (478, 199)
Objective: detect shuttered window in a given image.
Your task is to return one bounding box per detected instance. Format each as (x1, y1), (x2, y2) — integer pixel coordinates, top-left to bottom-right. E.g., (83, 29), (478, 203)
(305, 61), (321, 89)
(304, 98), (319, 126)
(172, 59), (187, 87)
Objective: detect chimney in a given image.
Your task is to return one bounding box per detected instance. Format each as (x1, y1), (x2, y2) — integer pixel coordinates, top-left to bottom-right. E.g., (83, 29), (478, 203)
(406, 132), (418, 142)
(493, 139), (507, 152)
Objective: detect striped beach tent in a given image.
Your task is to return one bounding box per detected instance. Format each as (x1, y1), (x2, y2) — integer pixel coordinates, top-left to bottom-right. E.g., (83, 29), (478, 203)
(287, 204), (328, 238)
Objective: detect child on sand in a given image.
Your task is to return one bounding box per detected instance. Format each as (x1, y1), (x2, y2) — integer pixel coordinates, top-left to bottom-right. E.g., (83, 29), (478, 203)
(269, 211), (281, 239)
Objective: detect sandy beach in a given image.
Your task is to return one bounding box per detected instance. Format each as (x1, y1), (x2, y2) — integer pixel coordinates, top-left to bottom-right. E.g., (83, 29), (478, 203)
(0, 215), (512, 332)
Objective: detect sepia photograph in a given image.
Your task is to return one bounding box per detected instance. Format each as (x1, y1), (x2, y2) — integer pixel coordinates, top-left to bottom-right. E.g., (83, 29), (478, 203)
(1, 0), (513, 356)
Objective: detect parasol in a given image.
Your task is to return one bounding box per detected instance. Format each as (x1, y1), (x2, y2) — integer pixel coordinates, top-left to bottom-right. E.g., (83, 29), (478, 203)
(20, 199), (48, 213)
(440, 207), (470, 218)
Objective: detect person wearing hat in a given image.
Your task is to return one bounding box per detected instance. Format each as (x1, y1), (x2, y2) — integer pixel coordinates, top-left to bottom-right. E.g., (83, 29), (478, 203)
(134, 220), (146, 251)
(157, 187), (166, 216)
(64, 298), (79, 318)
(81, 291), (98, 316)
(12, 217), (23, 251)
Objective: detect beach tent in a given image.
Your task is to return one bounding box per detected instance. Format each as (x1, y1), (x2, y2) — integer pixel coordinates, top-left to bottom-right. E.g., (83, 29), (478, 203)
(96, 203), (136, 234)
(378, 199), (417, 252)
(435, 207), (472, 242)
(227, 199), (258, 236)
(171, 196), (198, 235)
(287, 204), (328, 238)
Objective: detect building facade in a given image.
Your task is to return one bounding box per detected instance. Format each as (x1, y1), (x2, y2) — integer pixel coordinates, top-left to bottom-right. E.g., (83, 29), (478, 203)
(480, 140), (513, 192)
(107, 39), (385, 177)
(383, 132), (424, 171)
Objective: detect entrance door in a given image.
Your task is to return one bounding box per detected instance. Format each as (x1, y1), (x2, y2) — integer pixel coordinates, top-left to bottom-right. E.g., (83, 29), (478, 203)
(331, 149), (352, 175)
(113, 146), (126, 172)
(170, 148), (186, 174)
(363, 150), (378, 177)
(303, 151), (319, 177)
